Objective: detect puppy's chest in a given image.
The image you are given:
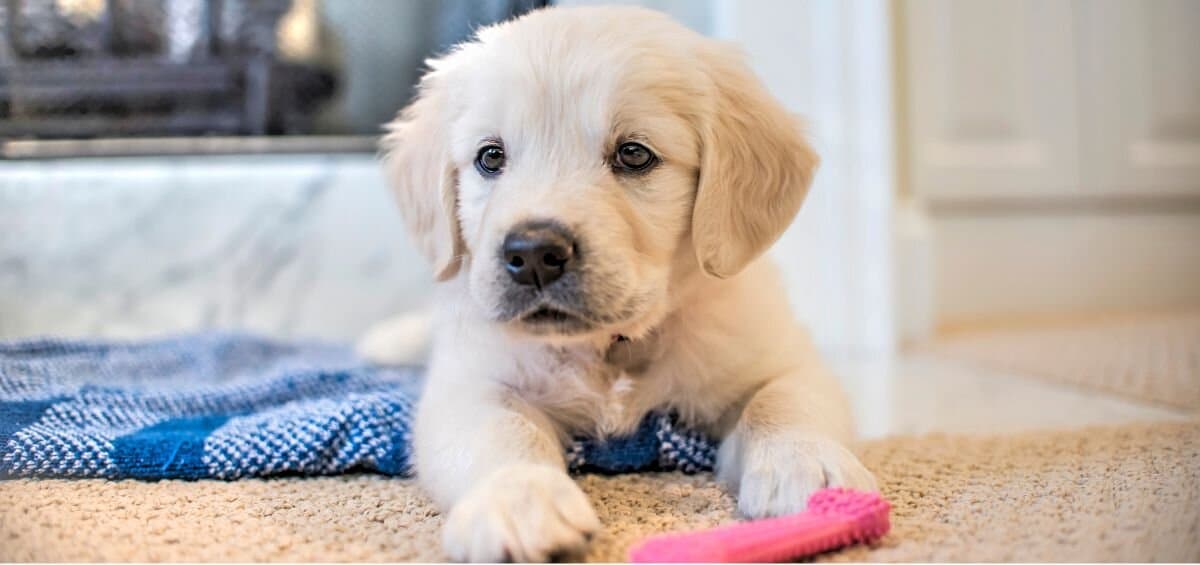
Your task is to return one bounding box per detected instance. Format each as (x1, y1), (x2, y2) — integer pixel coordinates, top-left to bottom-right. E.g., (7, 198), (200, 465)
(514, 337), (666, 438)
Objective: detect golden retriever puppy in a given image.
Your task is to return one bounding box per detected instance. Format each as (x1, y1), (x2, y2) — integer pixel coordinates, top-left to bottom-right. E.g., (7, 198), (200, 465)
(371, 5), (876, 562)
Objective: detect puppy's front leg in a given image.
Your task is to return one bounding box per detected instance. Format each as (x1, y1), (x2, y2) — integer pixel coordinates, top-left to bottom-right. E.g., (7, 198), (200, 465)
(716, 370), (878, 518)
(416, 376), (598, 562)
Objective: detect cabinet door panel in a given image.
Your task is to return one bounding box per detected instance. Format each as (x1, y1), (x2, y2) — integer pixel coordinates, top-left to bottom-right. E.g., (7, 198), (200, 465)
(905, 0), (1079, 199)
(1077, 0), (1200, 195)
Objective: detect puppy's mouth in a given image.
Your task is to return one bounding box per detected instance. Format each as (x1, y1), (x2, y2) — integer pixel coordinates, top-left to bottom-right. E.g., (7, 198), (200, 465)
(523, 306), (575, 324)
(515, 305), (595, 335)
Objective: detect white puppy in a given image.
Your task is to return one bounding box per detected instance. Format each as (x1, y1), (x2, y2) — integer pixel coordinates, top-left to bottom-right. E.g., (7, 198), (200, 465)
(371, 6), (876, 562)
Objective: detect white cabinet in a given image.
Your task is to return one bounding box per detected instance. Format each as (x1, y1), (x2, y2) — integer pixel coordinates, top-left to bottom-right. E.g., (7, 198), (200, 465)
(1077, 0), (1200, 196)
(903, 0), (1200, 325)
(904, 0), (1079, 200)
(904, 0), (1200, 200)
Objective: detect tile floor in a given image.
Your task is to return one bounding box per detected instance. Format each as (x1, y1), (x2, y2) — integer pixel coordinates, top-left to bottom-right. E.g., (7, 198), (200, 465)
(832, 353), (1191, 440)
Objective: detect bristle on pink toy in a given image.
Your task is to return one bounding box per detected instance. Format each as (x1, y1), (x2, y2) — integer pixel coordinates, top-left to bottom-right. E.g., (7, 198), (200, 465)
(628, 488), (890, 563)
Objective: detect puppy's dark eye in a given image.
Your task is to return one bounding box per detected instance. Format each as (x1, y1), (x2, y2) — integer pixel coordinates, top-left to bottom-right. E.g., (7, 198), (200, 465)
(475, 145), (506, 176)
(614, 142), (656, 172)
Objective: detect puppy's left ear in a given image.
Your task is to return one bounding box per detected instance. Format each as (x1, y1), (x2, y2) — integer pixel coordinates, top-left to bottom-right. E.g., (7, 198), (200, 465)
(381, 66), (465, 282)
(692, 44), (819, 279)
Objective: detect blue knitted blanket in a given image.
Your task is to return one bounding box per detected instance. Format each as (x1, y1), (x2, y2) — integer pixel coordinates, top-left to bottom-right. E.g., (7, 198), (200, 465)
(0, 332), (717, 480)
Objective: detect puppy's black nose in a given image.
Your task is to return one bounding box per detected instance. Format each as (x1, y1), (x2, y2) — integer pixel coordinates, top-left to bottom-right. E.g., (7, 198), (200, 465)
(502, 222), (576, 289)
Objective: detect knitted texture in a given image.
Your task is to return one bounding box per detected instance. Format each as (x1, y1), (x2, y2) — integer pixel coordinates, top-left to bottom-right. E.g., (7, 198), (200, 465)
(0, 332), (717, 480)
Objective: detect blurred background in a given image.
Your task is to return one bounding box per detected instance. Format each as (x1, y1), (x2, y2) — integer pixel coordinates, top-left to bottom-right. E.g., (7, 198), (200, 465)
(0, 0), (548, 139)
(1, 1), (1198, 433)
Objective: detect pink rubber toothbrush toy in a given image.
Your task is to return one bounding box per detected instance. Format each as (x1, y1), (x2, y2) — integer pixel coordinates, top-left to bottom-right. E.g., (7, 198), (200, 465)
(629, 487), (891, 562)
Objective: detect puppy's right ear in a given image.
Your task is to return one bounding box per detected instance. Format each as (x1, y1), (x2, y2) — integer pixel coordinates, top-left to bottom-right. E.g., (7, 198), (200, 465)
(381, 70), (464, 281)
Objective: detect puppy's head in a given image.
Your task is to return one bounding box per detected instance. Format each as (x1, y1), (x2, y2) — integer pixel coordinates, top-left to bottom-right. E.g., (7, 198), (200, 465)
(383, 7), (816, 342)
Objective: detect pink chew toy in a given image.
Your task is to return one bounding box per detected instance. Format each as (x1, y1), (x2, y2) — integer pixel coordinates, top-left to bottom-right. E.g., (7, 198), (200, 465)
(628, 488), (891, 563)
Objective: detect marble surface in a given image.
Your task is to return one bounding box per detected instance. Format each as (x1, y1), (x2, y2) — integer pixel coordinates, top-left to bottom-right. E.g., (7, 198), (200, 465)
(0, 154), (432, 341)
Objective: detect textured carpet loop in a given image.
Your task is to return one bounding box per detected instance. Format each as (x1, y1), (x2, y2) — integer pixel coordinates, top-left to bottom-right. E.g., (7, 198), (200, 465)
(3, 420), (1197, 562)
(931, 312), (1200, 410)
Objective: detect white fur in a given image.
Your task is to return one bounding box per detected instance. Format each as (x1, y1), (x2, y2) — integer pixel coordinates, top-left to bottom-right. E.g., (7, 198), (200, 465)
(366, 6), (877, 562)
(356, 309), (432, 365)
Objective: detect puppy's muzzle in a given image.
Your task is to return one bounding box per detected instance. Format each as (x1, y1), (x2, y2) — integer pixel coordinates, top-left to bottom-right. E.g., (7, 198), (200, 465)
(501, 221), (577, 290)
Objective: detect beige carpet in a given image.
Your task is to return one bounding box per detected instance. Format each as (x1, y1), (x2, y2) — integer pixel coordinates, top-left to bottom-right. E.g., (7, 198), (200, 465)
(930, 312), (1200, 410)
(3, 420), (1197, 562)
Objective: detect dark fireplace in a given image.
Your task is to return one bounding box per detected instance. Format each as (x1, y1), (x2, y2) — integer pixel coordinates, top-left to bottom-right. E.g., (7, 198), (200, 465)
(0, 0), (548, 156)
(0, 0), (340, 139)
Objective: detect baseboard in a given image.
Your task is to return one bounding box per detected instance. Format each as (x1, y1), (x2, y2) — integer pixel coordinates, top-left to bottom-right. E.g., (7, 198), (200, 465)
(931, 211), (1200, 327)
(894, 197), (936, 346)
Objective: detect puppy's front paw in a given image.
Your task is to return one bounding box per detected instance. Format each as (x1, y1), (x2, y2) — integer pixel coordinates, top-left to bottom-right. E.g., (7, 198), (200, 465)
(719, 432), (877, 518)
(442, 463), (600, 562)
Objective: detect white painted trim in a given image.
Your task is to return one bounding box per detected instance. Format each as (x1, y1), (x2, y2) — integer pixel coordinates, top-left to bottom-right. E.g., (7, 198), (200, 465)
(894, 196), (936, 345)
(713, 0), (898, 358)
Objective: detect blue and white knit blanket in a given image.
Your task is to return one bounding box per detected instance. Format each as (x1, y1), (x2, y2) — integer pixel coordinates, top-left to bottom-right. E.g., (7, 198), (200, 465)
(0, 332), (717, 480)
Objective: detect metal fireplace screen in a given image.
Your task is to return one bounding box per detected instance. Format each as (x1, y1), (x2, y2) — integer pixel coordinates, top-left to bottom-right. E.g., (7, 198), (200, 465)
(0, 0), (337, 139)
(1, 0), (552, 144)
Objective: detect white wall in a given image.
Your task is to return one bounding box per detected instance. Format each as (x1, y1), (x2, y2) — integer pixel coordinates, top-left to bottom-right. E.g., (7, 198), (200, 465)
(716, 0), (897, 357)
